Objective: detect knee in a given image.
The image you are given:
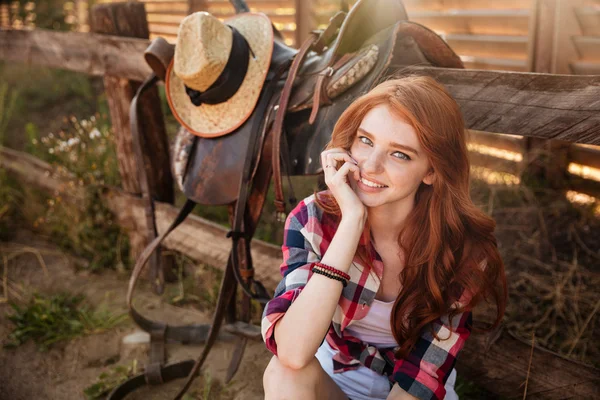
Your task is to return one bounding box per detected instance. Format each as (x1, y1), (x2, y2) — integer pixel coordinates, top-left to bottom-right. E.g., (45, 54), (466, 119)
(263, 355), (292, 389)
(263, 355), (321, 395)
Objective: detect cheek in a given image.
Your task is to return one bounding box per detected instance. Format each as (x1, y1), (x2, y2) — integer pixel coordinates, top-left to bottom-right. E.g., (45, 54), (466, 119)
(349, 143), (366, 159)
(388, 163), (429, 187)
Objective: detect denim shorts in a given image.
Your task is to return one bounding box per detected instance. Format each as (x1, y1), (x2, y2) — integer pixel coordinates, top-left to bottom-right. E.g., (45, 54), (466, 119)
(315, 339), (459, 400)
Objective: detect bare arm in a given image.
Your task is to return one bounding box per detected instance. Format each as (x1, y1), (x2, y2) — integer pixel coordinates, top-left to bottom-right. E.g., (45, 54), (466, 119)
(274, 215), (364, 369)
(386, 384), (419, 400)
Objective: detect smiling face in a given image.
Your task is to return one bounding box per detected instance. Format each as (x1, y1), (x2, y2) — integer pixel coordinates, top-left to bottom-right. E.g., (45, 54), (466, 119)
(348, 104), (434, 210)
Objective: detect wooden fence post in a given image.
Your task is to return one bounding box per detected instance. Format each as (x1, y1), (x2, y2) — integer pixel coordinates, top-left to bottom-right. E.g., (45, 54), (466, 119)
(0, 3), (9, 28)
(188, 0), (208, 14)
(90, 2), (175, 282)
(523, 0), (571, 189)
(295, 0), (315, 46)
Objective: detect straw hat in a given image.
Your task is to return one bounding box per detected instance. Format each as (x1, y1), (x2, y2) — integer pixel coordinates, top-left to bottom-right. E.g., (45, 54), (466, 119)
(166, 12), (274, 138)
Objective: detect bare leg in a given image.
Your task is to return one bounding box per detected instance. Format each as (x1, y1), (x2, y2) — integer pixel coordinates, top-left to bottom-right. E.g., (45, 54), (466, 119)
(263, 355), (350, 400)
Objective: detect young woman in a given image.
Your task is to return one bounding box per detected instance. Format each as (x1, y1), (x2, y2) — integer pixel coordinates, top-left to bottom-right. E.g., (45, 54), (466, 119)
(261, 76), (507, 400)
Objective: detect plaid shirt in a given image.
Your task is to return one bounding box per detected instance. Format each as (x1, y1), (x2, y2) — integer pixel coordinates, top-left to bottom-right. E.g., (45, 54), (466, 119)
(261, 193), (472, 400)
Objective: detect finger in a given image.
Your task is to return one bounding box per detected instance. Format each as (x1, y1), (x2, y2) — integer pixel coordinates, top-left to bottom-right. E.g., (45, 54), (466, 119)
(326, 152), (357, 169)
(324, 159), (353, 185)
(321, 148), (354, 168)
(331, 162), (360, 185)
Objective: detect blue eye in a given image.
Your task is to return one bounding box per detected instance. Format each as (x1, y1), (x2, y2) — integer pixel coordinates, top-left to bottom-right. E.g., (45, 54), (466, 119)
(359, 136), (411, 161)
(392, 151), (411, 161)
(359, 136), (372, 145)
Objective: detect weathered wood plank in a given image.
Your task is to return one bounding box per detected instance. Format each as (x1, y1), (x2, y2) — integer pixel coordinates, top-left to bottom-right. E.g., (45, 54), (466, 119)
(468, 151), (520, 175)
(458, 328), (600, 399)
(0, 29), (151, 81)
(1, 29), (600, 145)
(405, 67), (600, 145)
(468, 130), (524, 154)
(570, 144), (600, 170)
(2, 145), (599, 398)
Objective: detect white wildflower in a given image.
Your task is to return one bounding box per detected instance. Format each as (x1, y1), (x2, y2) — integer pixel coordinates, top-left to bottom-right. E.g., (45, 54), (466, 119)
(89, 128), (101, 139)
(48, 148), (54, 154)
(31, 138), (38, 145)
(67, 137), (80, 147)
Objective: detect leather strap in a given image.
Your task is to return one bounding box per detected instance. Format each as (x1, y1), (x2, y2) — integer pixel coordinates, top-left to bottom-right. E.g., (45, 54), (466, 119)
(309, 52), (355, 124)
(272, 32), (320, 217)
(312, 11), (346, 54)
(130, 73), (163, 294)
(228, 59), (292, 303)
(107, 360), (195, 400)
(144, 37), (174, 81)
(146, 325), (167, 384)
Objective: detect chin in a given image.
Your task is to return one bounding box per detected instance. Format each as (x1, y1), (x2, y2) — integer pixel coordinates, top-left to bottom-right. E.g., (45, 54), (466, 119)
(356, 192), (386, 208)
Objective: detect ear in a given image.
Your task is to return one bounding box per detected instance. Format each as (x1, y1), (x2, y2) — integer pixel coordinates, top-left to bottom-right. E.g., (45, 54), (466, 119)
(422, 169), (435, 186)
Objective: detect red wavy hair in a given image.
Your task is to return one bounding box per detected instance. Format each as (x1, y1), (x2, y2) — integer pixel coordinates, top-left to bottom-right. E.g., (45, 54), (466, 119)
(314, 76), (507, 358)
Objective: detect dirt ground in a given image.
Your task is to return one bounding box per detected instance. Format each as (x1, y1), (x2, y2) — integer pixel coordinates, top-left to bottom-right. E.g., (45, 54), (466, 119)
(0, 231), (271, 400)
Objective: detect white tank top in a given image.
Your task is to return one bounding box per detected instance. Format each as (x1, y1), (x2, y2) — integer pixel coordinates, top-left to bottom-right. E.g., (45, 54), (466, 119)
(344, 298), (399, 348)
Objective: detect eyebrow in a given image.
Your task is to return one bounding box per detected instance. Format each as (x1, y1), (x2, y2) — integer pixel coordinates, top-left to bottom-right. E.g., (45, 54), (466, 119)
(357, 127), (419, 156)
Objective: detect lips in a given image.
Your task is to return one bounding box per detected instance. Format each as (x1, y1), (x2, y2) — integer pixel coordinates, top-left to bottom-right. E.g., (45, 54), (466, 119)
(360, 173), (387, 187)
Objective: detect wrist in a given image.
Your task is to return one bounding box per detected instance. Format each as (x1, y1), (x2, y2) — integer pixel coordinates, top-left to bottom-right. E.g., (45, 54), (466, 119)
(340, 213), (366, 229)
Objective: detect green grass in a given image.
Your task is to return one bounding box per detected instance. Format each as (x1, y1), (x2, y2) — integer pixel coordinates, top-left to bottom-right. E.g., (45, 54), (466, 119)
(0, 81), (20, 141)
(4, 292), (128, 351)
(83, 360), (139, 400)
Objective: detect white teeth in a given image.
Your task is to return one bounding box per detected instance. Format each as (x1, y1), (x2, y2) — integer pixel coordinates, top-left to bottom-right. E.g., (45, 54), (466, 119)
(360, 178), (386, 188)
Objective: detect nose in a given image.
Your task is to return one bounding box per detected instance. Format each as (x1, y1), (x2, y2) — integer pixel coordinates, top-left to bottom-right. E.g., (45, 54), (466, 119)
(361, 148), (385, 175)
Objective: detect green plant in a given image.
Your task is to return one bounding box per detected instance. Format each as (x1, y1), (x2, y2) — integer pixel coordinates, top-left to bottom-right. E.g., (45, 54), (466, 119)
(34, 113), (121, 187)
(13, 0), (77, 31)
(180, 371), (231, 400)
(24, 113), (130, 271)
(0, 170), (24, 241)
(4, 292), (128, 351)
(0, 82), (20, 141)
(0, 61), (99, 149)
(83, 360), (139, 400)
(41, 188), (130, 271)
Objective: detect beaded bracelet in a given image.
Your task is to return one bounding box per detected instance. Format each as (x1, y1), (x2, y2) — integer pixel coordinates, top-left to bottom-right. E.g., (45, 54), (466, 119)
(311, 262), (351, 281)
(312, 267), (348, 287)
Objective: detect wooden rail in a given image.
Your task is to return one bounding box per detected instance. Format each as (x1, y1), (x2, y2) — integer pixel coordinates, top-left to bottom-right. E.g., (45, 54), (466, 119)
(2, 28), (600, 145)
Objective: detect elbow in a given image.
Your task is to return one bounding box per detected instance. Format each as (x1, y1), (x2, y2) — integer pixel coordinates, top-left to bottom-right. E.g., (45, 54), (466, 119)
(277, 346), (313, 370)
(279, 356), (307, 370)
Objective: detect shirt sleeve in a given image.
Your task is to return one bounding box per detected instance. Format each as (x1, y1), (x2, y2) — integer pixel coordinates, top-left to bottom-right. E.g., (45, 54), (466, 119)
(260, 199), (322, 356)
(391, 311), (473, 400)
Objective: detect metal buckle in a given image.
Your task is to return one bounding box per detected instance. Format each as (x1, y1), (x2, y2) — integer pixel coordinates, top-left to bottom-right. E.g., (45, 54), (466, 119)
(320, 66), (334, 77)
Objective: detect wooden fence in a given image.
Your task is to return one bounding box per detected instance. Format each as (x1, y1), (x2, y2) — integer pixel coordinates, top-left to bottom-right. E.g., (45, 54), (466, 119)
(2, 0), (600, 74)
(1, 1), (600, 397)
(2, 0), (599, 191)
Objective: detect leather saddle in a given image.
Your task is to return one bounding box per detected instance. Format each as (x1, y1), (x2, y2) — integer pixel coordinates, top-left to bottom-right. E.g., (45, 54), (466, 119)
(114, 0), (463, 398)
(271, 0), (463, 214)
